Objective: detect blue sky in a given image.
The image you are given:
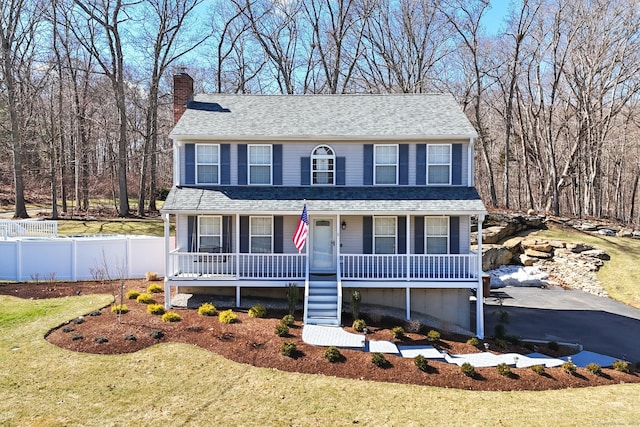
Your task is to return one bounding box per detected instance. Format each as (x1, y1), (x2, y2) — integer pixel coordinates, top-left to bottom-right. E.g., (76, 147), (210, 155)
(484, 0), (511, 34)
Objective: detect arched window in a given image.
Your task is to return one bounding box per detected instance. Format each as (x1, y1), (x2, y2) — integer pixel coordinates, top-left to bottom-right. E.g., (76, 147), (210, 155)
(311, 145), (335, 185)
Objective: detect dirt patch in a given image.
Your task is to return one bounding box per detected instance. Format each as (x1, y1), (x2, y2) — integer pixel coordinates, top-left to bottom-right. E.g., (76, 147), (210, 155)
(2, 280), (638, 391)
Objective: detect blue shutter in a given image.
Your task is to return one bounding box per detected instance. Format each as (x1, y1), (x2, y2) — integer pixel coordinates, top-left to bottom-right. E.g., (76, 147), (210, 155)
(300, 157), (310, 185)
(187, 216), (197, 251)
(273, 144), (283, 185)
(414, 216), (424, 254)
(336, 157), (346, 185)
(399, 144), (409, 185)
(220, 144), (231, 185)
(397, 216), (406, 254)
(185, 144), (195, 185)
(240, 216), (249, 253)
(238, 144), (247, 185)
(363, 144), (373, 185)
(449, 216), (460, 254)
(416, 144), (426, 185)
(452, 144), (463, 185)
(274, 216), (283, 253)
(363, 216), (373, 254)
(222, 216), (232, 252)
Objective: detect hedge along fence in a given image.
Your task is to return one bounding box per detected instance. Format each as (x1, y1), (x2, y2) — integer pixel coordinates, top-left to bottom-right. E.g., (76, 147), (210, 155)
(0, 235), (165, 282)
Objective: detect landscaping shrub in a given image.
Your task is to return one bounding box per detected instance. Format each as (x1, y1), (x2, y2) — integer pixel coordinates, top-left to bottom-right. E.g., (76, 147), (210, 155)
(111, 304), (128, 314)
(147, 283), (163, 293)
(612, 360), (630, 373)
(585, 363), (602, 376)
(248, 304), (267, 318)
(124, 334), (137, 341)
(147, 304), (165, 315)
(324, 346), (342, 363)
(150, 330), (164, 339)
(219, 309), (238, 324)
(496, 363), (511, 376)
(198, 302), (217, 316)
(562, 361), (577, 375)
(281, 314), (295, 326)
(460, 362), (476, 377)
(71, 333), (83, 341)
(125, 290), (140, 300)
(547, 341), (560, 351)
(285, 283), (299, 315)
(93, 337), (108, 344)
(274, 324), (289, 337)
(530, 364), (545, 375)
(466, 337), (479, 346)
(281, 341), (297, 357)
(351, 290), (361, 320)
(371, 352), (389, 368)
(495, 338), (508, 349)
(390, 326), (405, 339)
(414, 355), (429, 372)
(145, 272), (160, 281)
(493, 324), (506, 339)
(427, 329), (441, 342)
(352, 319), (366, 332)
(161, 311), (181, 322)
(136, 293), (155, 304)
(497, 310), (510, 324)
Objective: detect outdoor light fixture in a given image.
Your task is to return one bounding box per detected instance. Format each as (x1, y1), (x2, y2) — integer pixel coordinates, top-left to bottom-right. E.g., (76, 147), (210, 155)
(341, 220), (347, 230)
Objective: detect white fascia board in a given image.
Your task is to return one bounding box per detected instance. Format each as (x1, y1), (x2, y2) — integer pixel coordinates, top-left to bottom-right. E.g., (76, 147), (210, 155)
(161, 209), (487, 216)
(169, 134), (477, 143)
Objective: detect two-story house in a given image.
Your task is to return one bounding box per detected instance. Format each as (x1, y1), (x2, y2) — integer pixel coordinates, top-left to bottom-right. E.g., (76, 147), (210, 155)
(161, 72), (488, 337)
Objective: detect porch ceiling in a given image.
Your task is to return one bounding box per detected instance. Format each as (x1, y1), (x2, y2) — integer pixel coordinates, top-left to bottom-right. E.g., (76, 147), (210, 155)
(161, 186), (486, 215)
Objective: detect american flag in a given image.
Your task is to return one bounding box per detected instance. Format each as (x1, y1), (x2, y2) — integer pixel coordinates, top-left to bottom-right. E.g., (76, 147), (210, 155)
(292, 204), (309, 253)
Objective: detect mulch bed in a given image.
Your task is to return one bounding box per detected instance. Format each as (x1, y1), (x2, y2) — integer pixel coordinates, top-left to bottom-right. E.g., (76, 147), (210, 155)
(1, 279), (638, 391)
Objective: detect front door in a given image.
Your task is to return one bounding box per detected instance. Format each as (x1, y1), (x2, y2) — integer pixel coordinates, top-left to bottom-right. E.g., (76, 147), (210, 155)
(310, 217), (336, 272)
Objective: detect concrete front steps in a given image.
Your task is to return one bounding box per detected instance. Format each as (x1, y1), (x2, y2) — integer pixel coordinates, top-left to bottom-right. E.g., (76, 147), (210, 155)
(305, 280), (340, 326)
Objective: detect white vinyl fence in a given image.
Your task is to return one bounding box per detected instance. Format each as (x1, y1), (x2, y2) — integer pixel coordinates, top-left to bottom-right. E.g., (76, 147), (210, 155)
(0, 235), (165, 282)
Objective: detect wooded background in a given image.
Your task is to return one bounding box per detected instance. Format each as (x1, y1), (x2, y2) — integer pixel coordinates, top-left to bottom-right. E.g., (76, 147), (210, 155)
(1, 0), (639, 224)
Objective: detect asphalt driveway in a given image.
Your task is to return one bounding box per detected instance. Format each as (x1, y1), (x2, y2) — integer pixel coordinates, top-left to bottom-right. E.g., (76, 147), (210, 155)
(483, 285), (640, 364)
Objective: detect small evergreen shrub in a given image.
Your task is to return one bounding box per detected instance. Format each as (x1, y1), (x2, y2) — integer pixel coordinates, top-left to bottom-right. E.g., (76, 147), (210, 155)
(147, 304), (165, 315)
(147, 283), (163, 293)
(466, 337), (479, 346)
(414, 355), (429, 372)
(493, 324), (506, 339)
(612, 360), (630, 373)
(124, 334), (137, 341)
(547, 341), (560, 351)
(274, 324), (289, 337)
(136, 293), (155, 304)
(390, 326), (405, 339)
(150, 330), (164, 339)
(285, 283), (299, 315)
(495, 338), (508, 349)
(371, 352), (389, 368)
(145, 272), (160, 281)
(530, 364), (545, 375)
(93, 337), (108, 344)
(562, 361), (577, 375)
(351, 290), (361, 320)
(281, 314), (295, 326)
(248, 304), (267, 318)
(161, 311), (181, 322)
(71, 333), (83, 341)
(427, 329), (441, 342)
(460, 362), (476, 377)
(281, 341), (297, 357)
(497, 310), (510, 324)
(219, 309), (238, 324)
(125, 290), (140, 300)
(585, 363), (602, 376)
(352, 319), (366, 332)
(88, 311), (101, 317)
(62, 327), (74, 333)
(496, 363), (511, 376)
(198, 302), (217, 316)
(111, 304), (128, 314)
(324, 346), (342, 363)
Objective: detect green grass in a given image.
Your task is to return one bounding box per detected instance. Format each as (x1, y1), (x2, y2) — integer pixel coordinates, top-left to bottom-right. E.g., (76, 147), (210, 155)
(534, 226), (640, 309)
(1, 294), (639, 425)
(56, 218), (168, 237)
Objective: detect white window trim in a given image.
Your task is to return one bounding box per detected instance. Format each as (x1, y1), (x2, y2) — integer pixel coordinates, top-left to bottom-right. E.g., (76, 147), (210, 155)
(195, 143), (220, 185)
(248, 144), (272, 185)
(198, 215), (222, 252)
(311, 144), (335, 186)
(426, 143), (452, 186)
(424, 216), (450, 254)
(373, 216), (397, 254)
(249, 215), (273, 253)
(374, 144), (399, 185)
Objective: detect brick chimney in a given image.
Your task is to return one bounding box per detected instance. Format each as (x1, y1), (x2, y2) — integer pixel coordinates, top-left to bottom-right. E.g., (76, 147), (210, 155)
(173, 68), (193, 124)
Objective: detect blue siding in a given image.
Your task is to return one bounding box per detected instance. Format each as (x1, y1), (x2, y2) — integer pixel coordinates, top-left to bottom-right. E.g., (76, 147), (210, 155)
(273, 144), (283, 185)
(185, 144), (195, 185)
(336, 157), (346, 185)
(399, 144), (409, 185)
(452, 144), (463, 185)
(238, 144), (247, 185)
(416, 144), (426, 185)
(363, 144), (373, 185)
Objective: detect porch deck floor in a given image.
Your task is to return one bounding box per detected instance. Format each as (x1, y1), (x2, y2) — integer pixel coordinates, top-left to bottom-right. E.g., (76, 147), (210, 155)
(302, 325), (365, 349)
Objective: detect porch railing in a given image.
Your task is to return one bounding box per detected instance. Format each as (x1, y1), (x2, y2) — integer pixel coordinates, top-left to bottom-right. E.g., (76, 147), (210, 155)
(341, 254), (478, 281)
(0, 220), (58, 240)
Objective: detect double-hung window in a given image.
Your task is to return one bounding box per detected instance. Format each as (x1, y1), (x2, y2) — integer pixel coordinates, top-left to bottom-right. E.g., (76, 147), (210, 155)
(198, 216), (222, 252)
(249, 144), (272, 185)
(250, 216), (272, 253)
(425, 217), (449, 254)
(374, 216), (396, 254)
(427, 144), (451, 185)
(374, 145), (398, 185)
(312, 145), (335, 185)
(196, 144), (219, 184)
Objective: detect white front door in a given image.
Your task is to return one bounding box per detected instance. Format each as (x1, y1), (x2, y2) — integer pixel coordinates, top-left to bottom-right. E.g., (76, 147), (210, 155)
(310, 217), (336, 272)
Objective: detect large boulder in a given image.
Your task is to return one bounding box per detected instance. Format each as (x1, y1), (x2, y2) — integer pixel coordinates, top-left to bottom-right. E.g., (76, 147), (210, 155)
(521, 239), (553, 253)
(524, 248), (553, 259)
(482, 245), (514, 271)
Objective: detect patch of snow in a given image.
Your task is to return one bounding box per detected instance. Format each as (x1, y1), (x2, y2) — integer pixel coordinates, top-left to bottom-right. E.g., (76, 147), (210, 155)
(488, 265), (550, 288)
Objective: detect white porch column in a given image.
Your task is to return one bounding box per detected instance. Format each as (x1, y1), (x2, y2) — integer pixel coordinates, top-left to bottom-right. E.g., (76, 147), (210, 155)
(163, 213), (172, 309)
(235, 213), (240, 278)
(476, 214), (485, 338)
(405, 215), (411, 320)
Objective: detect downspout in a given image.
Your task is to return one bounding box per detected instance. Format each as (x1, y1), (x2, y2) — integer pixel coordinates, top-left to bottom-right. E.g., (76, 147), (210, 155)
(476, 214), (485, 338)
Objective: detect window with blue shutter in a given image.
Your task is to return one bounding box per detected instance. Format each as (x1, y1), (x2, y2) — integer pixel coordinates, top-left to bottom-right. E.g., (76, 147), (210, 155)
(187, 215), (197, 251)
(220, 144), (231, 185)
(336, 157), (346, 185)
(185, 144), (195, 185)
(240, 216), (249, 253)
(273, 144), (283, 185)
(362, 216), (373, 254)
(452, 144), (463, 185)
(274, 216), (283, 253)
(449, 216), (460, 254)
(238, 144), (247, 185)
(414, 216), (424, 254)
(397, 216), (406, 254)
(363, 145), (373, 185)
(300, 157), (310, 185)
(416, 144), (426, 185)
(399, 145), (409, 185)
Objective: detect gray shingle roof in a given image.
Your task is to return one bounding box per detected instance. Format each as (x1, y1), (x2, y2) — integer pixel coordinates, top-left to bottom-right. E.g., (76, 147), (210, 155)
(161, 186), (486, 214)
(170, 94), (477, 140)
